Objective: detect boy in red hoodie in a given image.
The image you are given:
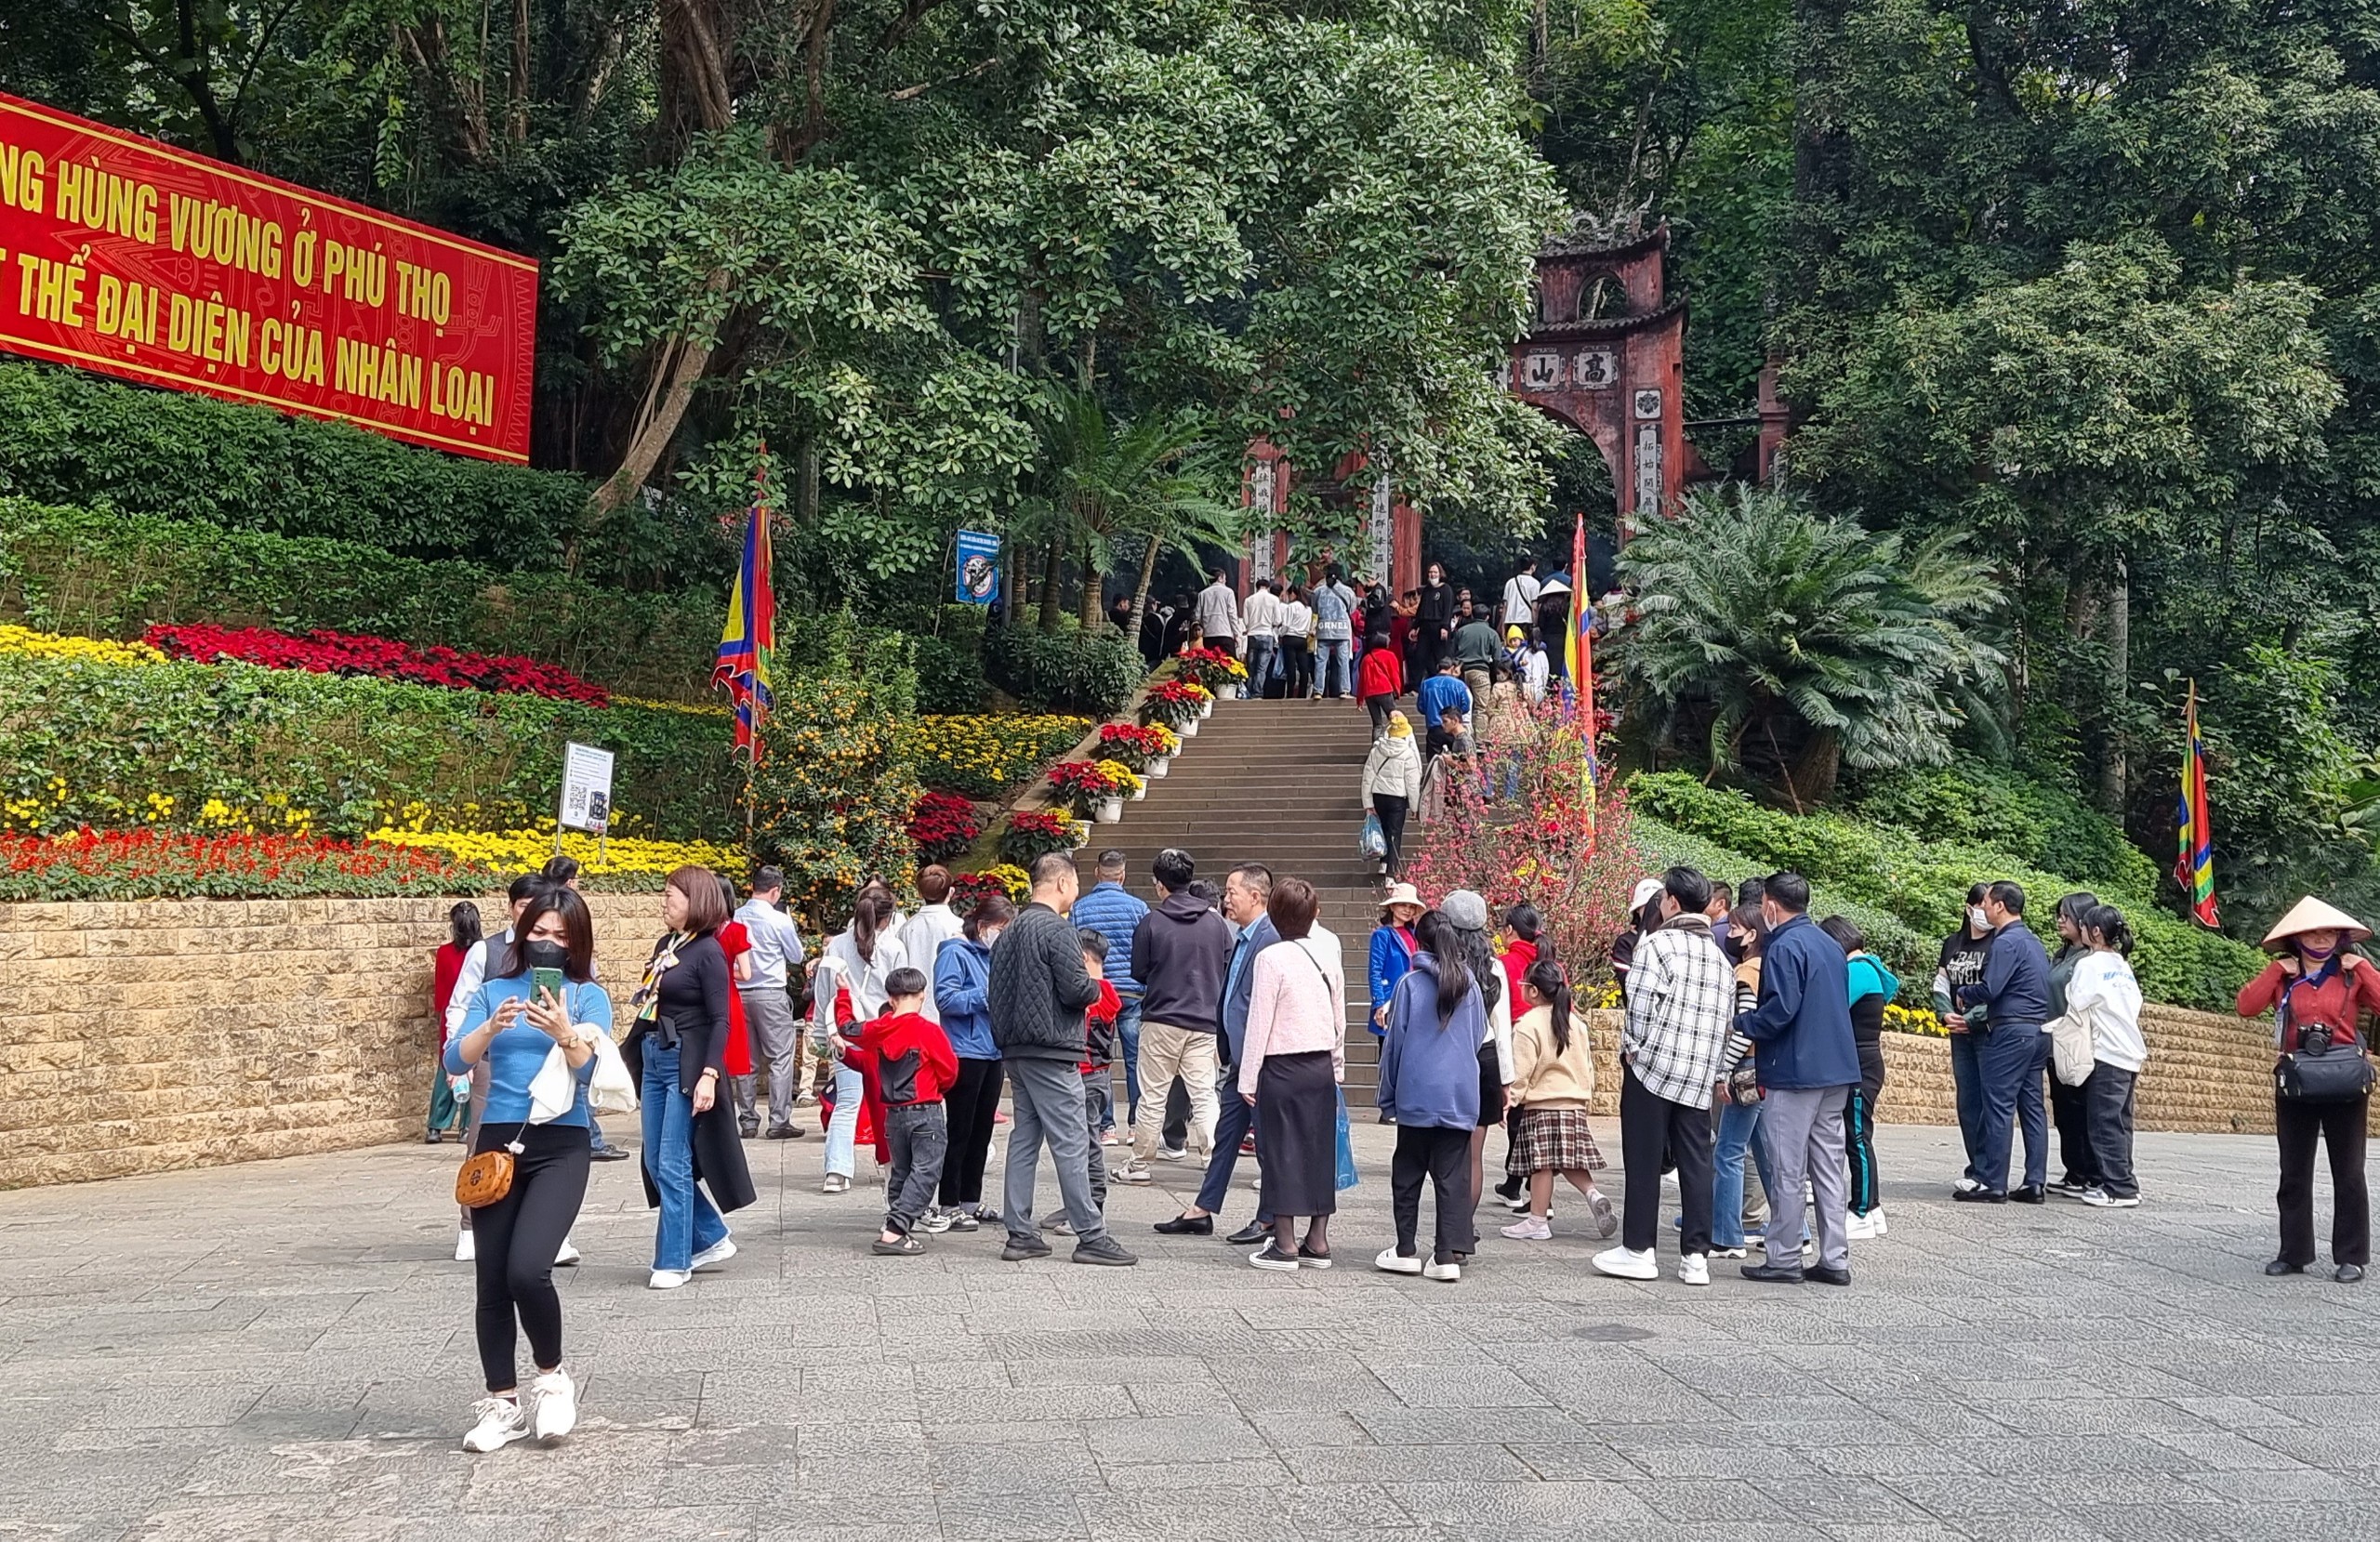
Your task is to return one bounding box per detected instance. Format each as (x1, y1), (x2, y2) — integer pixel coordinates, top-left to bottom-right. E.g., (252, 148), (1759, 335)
(857, 967), (959, 1255)
(1064, 930), (1124, 1230)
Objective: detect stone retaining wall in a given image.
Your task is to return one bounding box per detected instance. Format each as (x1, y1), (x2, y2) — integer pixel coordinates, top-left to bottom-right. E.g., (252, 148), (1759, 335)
(0, 895), (2354, 1187)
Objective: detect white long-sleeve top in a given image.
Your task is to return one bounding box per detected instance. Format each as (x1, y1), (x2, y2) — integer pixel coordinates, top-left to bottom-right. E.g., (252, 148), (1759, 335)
(1361, 735), (1424, 800)
(2060, 950), (2149, 1073)
(811, 927), (902, 1044)
(443, 928), (512, 1040)
(1237, 930), (1348, 1097)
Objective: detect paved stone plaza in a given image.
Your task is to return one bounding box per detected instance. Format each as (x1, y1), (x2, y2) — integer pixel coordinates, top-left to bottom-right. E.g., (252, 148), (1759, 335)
(3, 1121), (2376, 1542)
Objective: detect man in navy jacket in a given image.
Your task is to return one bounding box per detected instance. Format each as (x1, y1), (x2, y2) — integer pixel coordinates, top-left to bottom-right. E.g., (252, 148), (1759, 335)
(1958, 880), (2054, 1204)
(1735, 871), (1861, 1285)
(1153, 863), (1279, 1243)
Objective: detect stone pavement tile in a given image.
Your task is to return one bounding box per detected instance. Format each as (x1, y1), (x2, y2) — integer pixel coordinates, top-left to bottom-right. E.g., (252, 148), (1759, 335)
(2180, 1467), (2364, 1504)
(463, 1428), (676, 1509)
(1501, 1443), (1650, 1482)
(938, 1486), (1092, 1541)
(1284, 1443), (1540, 1484)
(1077, 1480), (1407, 1540)
(1807, 1443), (1985, 1479)
(925, 1417), (1085, 1447)
(1840, 1401), (2021, 1442)
(1955, 1397), (2222, 1438)
(1818, 1523), (1976, 1542)
(556, 1504), (758, 1541)
(1116, 1378), (1237, 1417)
(2141, 1429), (2304, 1470)
(1366, 1362), (1545, 1407)
(1083, 1413), (1268, 1461)
(1090, 1454), (1294, 1488)
(1387, 1478), (1661, 1528)
(672, 1421), (802, 1466)
(1354, 1405), (1582, 1446)
(1006, 1355), (1214, 1388)
(1245, 1407), (1376, 1446)
(130, 1500), (566, 1542)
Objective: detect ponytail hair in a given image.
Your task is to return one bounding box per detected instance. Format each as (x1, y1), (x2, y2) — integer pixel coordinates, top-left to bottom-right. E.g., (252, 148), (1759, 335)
(1414, 910), (1474, 1029)
(2081, 903), (2135, 957)
(1502, 903), (1542, 945)
(1527, 956), (1574, 1054)
(853, 893), (897, 962)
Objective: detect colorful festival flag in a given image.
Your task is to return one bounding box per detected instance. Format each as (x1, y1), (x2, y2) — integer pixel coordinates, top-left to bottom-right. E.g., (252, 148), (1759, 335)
(1569, 511), (1599, 851)
(2173, 680), (2218, 928)
(712, 457), (776, 759)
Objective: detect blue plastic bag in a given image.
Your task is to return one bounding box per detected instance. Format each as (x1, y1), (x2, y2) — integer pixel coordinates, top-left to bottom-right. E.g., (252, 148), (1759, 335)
(1333, 1088), (1359, 1191)
(1359, 811), (1386, 859)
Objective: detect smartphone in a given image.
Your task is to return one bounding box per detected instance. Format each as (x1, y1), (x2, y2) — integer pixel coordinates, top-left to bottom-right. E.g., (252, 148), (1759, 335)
(531, 967), (565, 1003)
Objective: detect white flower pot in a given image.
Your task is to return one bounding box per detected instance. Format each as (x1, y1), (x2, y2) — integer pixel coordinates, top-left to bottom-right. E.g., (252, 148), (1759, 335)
(1222, 683), (1242, 700)
(1179, 716), (1199, 737)
(1093, 797), (1124, 824)
(1130, 782), (1145, 800)
(1147, 756), (1170, 778)
(1199, 700), (1213, 718)
(1069, 820), (1091, 849)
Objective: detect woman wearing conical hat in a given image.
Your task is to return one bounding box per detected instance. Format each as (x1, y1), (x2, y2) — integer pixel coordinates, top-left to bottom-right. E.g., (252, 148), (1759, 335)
(2237, 897), (2380, 1284)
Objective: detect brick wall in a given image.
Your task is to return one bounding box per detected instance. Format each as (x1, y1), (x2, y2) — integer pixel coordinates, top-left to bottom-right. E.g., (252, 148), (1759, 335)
(0, 893), (664, 1189)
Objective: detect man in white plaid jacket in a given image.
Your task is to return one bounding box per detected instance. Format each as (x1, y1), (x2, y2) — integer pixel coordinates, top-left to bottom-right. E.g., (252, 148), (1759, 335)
(1596, 865), (1734, 1287)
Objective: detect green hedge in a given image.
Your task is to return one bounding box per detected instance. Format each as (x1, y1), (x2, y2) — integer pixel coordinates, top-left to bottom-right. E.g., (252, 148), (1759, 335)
(0, 360), (588, 564)
(0, 654), (740, 842)
(1627, 771), (2265, 1012)
(1848, 766), (2158, 898)
(985, 624), (1145, 717)
(0, 499), (721, 700)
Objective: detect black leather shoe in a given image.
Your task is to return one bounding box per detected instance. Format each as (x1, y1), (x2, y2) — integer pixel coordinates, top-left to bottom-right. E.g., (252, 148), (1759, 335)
(1739, 1262), (1805, 1285)
(765, 1125), (804, 1140)
(2010, 1184), (2047, 1205)
(1951, 1188), (2007, 1204)
(589, 1147), (631, 1163)
(1223, 1219), (1270, 1245)
(2338, 1263), (2366, 1284)
(2265, 1259), (2306, 1276)
(1153, 1213), (1214, 1236)
(1806, 1264), (1851, 1286)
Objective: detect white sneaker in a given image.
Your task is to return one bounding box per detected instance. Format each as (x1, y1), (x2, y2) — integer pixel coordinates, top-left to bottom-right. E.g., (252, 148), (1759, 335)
(553, 1238), (581, 1266)
(1677, 1253), (1710, 1286)
(1711, 1245), (1748, 1259)
(1868, 1205), (1889, 1235)
(528, 1369), (576, 1441)
(648, 1269), (692, 1290)
(919, 1207), (956, 1234)
(2080, 1187), (2140, 1208)
(1953, 1176), (1983, 1194)
(1592, 1245), (1659, 1281)
(690, 1237), (736, 1272)
(1500, 1215), (1552, 1242)
(455, 1228), (475, 1263)
(462, 1395), (529, 1452)
(1117, 1163), (1153, 1184)
(822, 1174), (851, 1193)
(1844, 1212), (1879, 1241)
(1155, 1146), (1190, 1163)
(1421, 1253), (1461, 1283)
(1374, 1247), (1423, 1275)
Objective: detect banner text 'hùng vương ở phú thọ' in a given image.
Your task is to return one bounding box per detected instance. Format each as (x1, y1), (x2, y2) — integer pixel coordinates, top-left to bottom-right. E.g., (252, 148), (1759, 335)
(0, 93), (536, 464)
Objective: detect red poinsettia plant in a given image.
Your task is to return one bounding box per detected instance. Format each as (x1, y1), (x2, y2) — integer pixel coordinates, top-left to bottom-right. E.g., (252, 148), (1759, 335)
(998, 809), (1078, 865)
(1140, 678), (1210, 727)
(1046, 759), (1128, 815)
(1095, 721), (1168, 771)
(1172, 646), (1248, 692)
(146, 623), (610, 705)
(906, 790), (983, 865)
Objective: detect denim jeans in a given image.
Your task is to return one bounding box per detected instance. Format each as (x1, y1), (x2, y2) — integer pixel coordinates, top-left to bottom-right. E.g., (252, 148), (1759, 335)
(822, 1061), (866, 1179)
(1316, 637), (1351, 697)
(638, 1042), (729, 1272)
(1193, 1074), (1271, 1222)
(1710, 1099), (1778, 1249)
(1948, 1030), (1985, 1182)
(1244, 635), (1276, 697)
(1115, 999), (1144, 1125)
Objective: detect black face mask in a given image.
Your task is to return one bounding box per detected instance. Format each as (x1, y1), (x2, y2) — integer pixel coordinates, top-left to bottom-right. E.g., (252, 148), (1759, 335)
(522, 940), (570, 975)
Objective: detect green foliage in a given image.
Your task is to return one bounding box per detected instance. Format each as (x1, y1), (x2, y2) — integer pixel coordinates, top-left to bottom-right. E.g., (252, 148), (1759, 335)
(1849, 767), (2158, 900)
(0, 655), (739, 842)
(1611, 484), (2004, 803)
(749, 667), (921, 930)
(0, 362), (588, 566)
(912, 637), (991, 716)
(0, 499), (721, 701)
(985, 626), (1147, 718)
(1629, 770), (2266, 1012)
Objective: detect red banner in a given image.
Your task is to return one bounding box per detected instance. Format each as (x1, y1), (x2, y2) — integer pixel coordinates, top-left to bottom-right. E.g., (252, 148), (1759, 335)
(0, 92), (536, 464)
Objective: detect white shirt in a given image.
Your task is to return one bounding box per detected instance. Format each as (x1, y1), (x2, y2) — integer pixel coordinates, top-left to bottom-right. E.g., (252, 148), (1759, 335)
(1242, 588), (1283, 639)
(734, 897), (806, 989)
(2061, 951), (2149, 1073)
(444, 928), (513, 1039)
(811, 928), (903, 1043)
(1520, 648), (1549, 704)
(897, 903), (965, 1021)
(1196, 581), (1240, 643)
(1501, 573), (1541, 627)
(1280, 600), (1313, 639)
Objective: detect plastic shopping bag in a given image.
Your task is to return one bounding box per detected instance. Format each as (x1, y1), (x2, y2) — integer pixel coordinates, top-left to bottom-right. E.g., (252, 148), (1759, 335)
(1359, 811), (1387, 860)
(1333, 1089), (1359, 1191)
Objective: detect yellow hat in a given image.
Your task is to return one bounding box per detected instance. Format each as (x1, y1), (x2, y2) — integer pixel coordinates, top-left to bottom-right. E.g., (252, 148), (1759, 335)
(1386, 711), (1412, 738)
(1504, 625), (1525, 642)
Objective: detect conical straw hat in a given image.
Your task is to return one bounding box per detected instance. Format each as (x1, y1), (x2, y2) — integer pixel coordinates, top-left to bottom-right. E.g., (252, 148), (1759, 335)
(2262, 895), (2373, 949)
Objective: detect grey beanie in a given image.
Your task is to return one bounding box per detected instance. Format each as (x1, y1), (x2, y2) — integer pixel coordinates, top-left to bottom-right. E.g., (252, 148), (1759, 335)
(1440, 889), (1489, 931)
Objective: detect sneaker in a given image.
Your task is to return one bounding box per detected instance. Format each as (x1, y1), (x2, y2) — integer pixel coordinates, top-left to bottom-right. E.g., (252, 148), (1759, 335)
(462, 1395), (530, 1452)
(1677, 1253), (1710, 1287)
(528, 1369), (576, 1441)
(1099, 1128), (1119, 1146)
(553, 1238), (581, 1267)
(1297, 1244), (1332, 1270)
(1845, 1212), (1880, 1241)
(1500, 1215), (1552, 1242)
(690, 1237), (736, 1272)
(764, 1125), (801, 1140)
(919, 1208), (956, 1234)
(1592, 1245), (1659, 1281)
(822, 1174), (851, 1194)
(648, 1269), (692, 1290)
(1711, 1245), (1748, 1259)
(1868, 1205), (1890, 1236)
(1249, 1241), (1302, 1272)
(589, 1146), (631, 1162)
(1501, 1194), (1534, 1215)
(1493, 1175), (1524, 1203)
(1953, 1176), (1984, 1194)
(738, 1121), (760, 1140)
(975, 1207), (1002, 1226)
(1585, 1191), (1618, 1240)
(1071, 1236), (1138, 1267)
(1155, 1146), (1190, 1163)
(425, 1131), (444, 1144)
(1117, 1163), (1153, 1185)
(1421, 1253), (1461, 1283)
(455, 1229), (475, 1263)
(2080, 1187), (2140, 1208)
(946, 1209), (981, 1232)
(1000, 1234), (1053, 1261)
(1048, 1216), (1077, 1236)
(2049, 1175), (2091, 1197)
(796, 1090), (819, 1107)
(1374, 1247), (1422, 1275)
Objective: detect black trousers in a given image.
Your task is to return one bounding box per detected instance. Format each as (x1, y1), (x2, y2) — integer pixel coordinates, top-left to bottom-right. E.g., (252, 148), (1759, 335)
(1391, 1124), (1470, 1261)
(2276, 1092), (2369, 1266)
(2084, 1066), (2138, 1199)
(471, 1122), (589, 1392)
(1281, 638), (1313, 699)
(2051, 1074), (2096, 1185)
(940, 1057), (1005, 1207)
(1620, 1071), (1713, 1256)
(1372, 793), (1409, 878)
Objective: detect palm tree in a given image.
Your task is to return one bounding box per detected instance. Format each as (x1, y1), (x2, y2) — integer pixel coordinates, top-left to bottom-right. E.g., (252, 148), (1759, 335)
(1611, 484), (2004, 808)
(1019, 385), (1242, 638)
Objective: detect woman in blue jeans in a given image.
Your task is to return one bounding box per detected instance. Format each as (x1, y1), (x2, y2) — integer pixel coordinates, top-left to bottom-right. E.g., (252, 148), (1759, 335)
(811, 891), (903, 1193)
(624, 866), (756, 1289)
(1708, 905), (1782, 1258)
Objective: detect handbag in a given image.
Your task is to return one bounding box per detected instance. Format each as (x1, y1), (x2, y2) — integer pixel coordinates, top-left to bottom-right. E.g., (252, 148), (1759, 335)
(455, 1127), (525, 1207)
(2276, 990), (2376, 1100)
(588, 1032), (640, 1115)
(2051, 1009), (2095, 1087)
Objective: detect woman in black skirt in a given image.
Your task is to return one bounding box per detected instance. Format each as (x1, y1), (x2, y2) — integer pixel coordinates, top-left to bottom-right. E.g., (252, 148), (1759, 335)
(1234, 877), (1348, 1271)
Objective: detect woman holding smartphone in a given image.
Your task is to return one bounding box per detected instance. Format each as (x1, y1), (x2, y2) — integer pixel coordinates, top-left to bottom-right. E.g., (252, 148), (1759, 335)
(443, 886), (607, 1452)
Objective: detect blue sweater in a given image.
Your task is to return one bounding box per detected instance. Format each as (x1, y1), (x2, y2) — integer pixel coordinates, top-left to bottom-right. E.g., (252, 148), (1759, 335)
(1972, 921), (2053, 1029)
(445, 972), (607, 1127)
(1417, 673), (1472, 729)
(1377, 952), (1485, 1129)
(1070, 881), (1150, 999)
(1368, 925), (1415, 1038)
(932, 935), (998, 1060)
(1735, 916), (1861, 1090)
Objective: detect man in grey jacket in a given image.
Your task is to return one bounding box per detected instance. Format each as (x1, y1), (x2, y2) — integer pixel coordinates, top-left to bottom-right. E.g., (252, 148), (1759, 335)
(988, 853), (1137, 1266)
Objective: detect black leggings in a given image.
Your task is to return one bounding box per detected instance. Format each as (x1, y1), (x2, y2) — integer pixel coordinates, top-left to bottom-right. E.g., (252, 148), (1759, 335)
(1365, 692), (1395, 736)
(1372, 793), (1409, 878)
(471, 1122), (589, 1391)
(941, 1057), (1006, 1206)
(1391, 1124), (1470, 1262)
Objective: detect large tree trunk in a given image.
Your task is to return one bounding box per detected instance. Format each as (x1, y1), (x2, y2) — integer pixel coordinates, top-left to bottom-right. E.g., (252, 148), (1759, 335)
(1785, 725), (1838, 813)
(588, 331), (712, 516)
(1078, 535), (1105, 630)
(1038, 542), (1065, 632)
(1126, 531), (1163, 657)
(2097, 555), (2129, 816)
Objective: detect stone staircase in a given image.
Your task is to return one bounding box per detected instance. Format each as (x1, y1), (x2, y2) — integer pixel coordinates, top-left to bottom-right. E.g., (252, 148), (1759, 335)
(1074, 695), (1389, 1098)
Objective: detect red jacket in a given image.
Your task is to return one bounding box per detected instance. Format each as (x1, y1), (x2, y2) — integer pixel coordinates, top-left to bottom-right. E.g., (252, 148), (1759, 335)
(431, 942), (467, 1047)
(1358, 647), (1403, 699)
(719, 920), (754, 1076)
(1079, 979), (1122, 1076)
(859, 1010), (959, 1105)
(2238, 956), (2380, 1049)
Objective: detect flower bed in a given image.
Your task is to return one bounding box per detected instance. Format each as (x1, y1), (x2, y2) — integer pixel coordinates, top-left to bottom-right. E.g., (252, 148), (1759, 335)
(0, 624), (165, 666)
(148, 622), (610, 705)
(951, 863), (1028, 910)
(0, 827), (486, 901)
(367, 826), (742, 885)
(907, 791), (984, 865)
(1094, 720), (1176, 771)
(901, 714), (1091, 798)
(998, 809), (1078, 864)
